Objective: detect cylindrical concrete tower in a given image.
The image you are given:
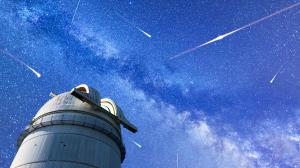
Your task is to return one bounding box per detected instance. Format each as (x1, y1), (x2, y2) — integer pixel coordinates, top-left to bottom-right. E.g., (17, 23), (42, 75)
(11, 84), (137, 168)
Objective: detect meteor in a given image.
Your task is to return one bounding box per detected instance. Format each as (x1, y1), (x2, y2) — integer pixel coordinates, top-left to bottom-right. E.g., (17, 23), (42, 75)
(270, 72), (279, 84)
(270, 66), (284, 84)
(71, 0), (81, 25)
(136, 27), (152, 38)
(115, 12), (152, 38)
(132, 140), (142, 148)
(176, 153), (179, 168)
(170, 2), (300, 60)
(0, 49), (41, 78)
(25, 65), (41, 78)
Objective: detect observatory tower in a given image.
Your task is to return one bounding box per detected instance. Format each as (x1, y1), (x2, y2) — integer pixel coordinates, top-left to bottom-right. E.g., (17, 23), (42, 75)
(11, 84), (137, 168)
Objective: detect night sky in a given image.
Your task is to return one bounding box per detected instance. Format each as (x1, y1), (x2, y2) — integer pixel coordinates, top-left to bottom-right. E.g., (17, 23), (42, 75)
(1, 0), (300, 167)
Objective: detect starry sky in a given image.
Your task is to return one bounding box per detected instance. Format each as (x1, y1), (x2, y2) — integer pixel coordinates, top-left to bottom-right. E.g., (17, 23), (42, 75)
(0, 0), (300, 167)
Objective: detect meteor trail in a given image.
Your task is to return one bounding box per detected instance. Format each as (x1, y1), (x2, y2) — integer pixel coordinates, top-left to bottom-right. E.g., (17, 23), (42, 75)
(269, 73), (278, 84)
(170, 2), (300, 60)
(114, 11), (152, 38)
(71, 0), (81, 25)
(176, 153), (179, 168)
(0, 49), (41, 78)
(132, 140), (142, 148)
(270, 66), (284, 84)
(136, 27), (152, 38)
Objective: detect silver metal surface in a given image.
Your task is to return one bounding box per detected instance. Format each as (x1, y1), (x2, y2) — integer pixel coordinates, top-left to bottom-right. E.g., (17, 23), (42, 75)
(11, 84), (137, 168)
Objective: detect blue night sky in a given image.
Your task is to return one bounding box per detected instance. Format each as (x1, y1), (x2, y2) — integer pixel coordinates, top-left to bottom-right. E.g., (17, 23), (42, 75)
(1, 0), (300, 167)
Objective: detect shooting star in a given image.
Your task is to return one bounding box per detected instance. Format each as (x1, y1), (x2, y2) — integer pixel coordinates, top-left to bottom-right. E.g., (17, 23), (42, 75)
(136, 27), (152, 38)
(170, 2), (300, 60)
(176, 153), (179, 168)
(270, 66), (284, 84)
(114, 11), (152, 38)
(0, 49), (41, 78)
(270, 72), (279, 84)
(71, 0), (81, 25)
(132, 140), (142, 148)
